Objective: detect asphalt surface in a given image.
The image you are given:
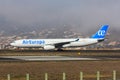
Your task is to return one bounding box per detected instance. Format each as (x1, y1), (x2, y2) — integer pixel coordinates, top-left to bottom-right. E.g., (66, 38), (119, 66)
(0, 50), (120, 61)
(0, 55), (120, 61)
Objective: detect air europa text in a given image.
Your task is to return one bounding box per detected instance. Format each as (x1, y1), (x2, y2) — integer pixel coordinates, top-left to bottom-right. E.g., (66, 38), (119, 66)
(22, 40), (45, 44)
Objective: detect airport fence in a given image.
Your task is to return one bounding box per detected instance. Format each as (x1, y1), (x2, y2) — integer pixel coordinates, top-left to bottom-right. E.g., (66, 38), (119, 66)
(2, 70), (119, 80)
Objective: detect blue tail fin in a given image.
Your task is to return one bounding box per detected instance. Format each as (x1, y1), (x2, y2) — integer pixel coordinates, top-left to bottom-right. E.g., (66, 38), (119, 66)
(91, 25), (109, 39)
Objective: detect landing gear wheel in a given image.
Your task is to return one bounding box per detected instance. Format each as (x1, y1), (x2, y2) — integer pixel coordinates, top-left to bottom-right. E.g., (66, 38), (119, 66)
(57, 48), (63, 51)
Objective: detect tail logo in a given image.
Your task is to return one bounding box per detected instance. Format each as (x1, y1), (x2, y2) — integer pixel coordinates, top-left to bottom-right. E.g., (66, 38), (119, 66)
(97, 30), (105, 36)
(91, 25), (109, 39)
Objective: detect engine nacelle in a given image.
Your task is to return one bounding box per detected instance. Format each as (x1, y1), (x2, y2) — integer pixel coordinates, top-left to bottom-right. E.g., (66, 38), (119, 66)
(43, 45), (55, 50)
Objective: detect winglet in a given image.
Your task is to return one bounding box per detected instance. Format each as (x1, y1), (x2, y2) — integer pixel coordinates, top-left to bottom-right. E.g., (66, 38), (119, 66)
(91, 25), (109, 39)
(75, 38), (79, 41)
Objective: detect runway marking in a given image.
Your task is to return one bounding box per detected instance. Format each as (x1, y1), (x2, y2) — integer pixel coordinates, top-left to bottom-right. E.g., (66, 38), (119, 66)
(0, 56), (99, 61)
(0, 55), (120, 61)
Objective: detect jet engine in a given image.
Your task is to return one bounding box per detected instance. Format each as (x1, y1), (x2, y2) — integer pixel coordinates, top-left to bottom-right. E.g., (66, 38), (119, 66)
(43, 45), (55, 50)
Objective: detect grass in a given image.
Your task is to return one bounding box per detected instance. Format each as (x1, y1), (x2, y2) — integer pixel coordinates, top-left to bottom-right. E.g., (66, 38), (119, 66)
(0, 61), (119, 80)
(0, 50), (119, 80)
(0, 49), (120, 56)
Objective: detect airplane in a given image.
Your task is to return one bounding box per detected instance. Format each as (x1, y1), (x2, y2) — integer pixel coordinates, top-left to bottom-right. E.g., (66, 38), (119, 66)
(10, 25), (109, 50)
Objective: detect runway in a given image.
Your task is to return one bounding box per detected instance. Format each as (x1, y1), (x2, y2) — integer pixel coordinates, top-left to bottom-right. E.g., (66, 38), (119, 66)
(0, 55), (120, 61)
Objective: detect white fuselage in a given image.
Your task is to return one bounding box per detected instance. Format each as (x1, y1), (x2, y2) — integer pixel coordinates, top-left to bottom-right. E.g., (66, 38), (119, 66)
(10, 25), (109, 50)
(10, 38), (98, 50)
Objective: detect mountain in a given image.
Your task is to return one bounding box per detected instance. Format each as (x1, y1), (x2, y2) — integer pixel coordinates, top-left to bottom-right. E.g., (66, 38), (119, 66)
(0, 17), (119, 40)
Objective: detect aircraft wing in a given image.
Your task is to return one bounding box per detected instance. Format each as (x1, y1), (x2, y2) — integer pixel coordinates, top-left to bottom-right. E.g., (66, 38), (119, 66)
(53, 39), (79, 48)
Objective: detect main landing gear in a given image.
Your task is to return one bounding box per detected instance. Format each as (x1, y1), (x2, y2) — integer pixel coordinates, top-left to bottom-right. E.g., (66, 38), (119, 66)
(57, 48), (63, 51)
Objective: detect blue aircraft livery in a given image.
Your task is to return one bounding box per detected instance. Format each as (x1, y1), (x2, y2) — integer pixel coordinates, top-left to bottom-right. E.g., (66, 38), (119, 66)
(91, 25), (109, 39)
(10, 25), (109, 50)
(22, 40), (45, 45)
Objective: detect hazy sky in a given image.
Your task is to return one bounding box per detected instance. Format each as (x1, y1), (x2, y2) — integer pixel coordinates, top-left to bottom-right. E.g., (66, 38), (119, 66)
(0, 0), (120, 32)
